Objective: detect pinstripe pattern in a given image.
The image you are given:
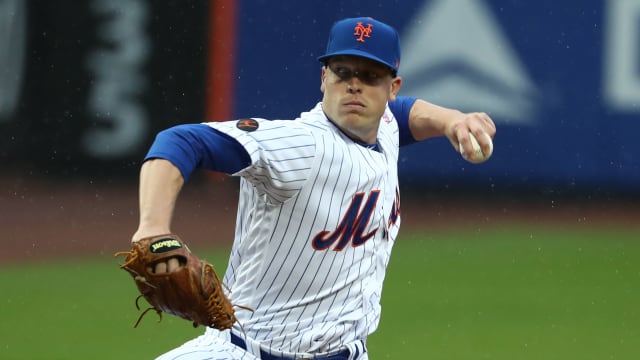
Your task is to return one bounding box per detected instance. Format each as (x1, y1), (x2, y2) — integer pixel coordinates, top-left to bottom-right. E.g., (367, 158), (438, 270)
(205, 103), (401, 354)
(156, 330), (259, 360)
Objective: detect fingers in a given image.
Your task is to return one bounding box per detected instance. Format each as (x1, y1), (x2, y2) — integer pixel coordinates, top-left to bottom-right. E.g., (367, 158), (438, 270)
(155, 261), (168, 274)
(465, 112), (495, 138)
(149, 257), (183, 274)
(454, 112), (496, 161)
(167, 257), (181, 272)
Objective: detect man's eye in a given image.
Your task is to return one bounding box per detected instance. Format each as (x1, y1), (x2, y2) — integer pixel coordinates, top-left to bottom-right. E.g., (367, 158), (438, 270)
(361, 71), (380, 80)
(329, 65), (384, 85)
(334, 67), (352, 78)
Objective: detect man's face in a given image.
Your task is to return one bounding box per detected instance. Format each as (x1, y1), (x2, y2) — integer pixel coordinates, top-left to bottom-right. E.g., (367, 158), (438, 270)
(320, 56), (402, 144)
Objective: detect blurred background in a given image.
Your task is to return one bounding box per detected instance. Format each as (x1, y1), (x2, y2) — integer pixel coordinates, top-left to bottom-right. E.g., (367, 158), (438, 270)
(1, 0), (639, 359)
(3, 0), (640, 192)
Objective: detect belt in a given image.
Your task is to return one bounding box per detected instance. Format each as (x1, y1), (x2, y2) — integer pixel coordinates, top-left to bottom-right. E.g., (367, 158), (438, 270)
(230, 332), (356, 360)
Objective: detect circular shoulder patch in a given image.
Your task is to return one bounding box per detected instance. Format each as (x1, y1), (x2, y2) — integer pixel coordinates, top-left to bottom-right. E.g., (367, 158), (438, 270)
(236, 118), (259, 132)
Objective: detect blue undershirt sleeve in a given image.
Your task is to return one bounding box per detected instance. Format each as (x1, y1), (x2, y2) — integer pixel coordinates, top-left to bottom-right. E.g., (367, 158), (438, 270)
(144, 123), (251, 182)
(389, 96), (418, 147)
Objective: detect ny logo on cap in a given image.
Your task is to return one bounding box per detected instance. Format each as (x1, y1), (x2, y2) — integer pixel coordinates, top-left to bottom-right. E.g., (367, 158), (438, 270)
(353, 22), (373, 42)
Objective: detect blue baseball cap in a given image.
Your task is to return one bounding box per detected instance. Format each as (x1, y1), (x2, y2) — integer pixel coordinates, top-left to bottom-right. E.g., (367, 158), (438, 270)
(318, 17), (401, 73)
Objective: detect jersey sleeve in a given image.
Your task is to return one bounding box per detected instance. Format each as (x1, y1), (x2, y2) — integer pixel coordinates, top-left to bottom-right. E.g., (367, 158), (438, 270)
(144, 124), (251, 182)
(389, 96), (417, 147)
(206, 119), (317, 202)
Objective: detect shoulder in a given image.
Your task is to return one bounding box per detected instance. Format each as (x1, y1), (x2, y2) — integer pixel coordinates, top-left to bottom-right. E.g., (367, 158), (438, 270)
(388, 96), (417, 121)
(206, 117), (313, 142)
(205, 118), (316, 164)
(388, 96), (418, 146)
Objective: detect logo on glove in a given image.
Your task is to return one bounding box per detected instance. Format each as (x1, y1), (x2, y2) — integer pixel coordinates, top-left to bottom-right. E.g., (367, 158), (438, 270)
(150, 238), (183, 253)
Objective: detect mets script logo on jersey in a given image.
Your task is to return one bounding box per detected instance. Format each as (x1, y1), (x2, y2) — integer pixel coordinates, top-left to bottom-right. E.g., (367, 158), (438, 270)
(236, 118), (259, 132)
(354, 22), (373, 42)
(150, 238), (183, 253)
(388, 187), (400, 227)
(312, 189), (400, 251)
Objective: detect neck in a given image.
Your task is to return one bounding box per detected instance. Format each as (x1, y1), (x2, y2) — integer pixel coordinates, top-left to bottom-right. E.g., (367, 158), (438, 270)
(323, 112), (378, 144)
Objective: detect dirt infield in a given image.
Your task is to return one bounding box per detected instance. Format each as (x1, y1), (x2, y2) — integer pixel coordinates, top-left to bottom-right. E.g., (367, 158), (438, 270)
(2, 176), (638, 264)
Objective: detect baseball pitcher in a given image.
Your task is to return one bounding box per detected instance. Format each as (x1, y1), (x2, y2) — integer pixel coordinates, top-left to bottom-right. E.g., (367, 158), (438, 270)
(116, 16), (496, 360)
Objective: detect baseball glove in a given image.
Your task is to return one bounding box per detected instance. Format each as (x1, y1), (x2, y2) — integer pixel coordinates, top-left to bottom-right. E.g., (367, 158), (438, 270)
(115, 234), (240, 329)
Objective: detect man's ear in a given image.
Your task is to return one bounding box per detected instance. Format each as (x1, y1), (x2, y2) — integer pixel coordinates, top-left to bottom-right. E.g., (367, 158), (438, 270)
(320, 66), (327, 93)
(388, 76), (403, 102)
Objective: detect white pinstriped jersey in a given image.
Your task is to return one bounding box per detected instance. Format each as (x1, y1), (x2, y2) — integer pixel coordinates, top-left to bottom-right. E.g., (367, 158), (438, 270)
(205, 102), (402, 353)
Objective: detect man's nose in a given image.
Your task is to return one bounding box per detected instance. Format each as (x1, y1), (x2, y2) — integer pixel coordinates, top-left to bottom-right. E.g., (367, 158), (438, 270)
(346, 77), (363, 93)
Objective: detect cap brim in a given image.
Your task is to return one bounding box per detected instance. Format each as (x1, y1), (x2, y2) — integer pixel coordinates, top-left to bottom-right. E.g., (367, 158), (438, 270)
(318, 50), (397, 71)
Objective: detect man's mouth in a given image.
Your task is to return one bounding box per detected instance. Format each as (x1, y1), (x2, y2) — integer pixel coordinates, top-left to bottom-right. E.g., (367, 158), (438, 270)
(344, 100), (364, 107)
